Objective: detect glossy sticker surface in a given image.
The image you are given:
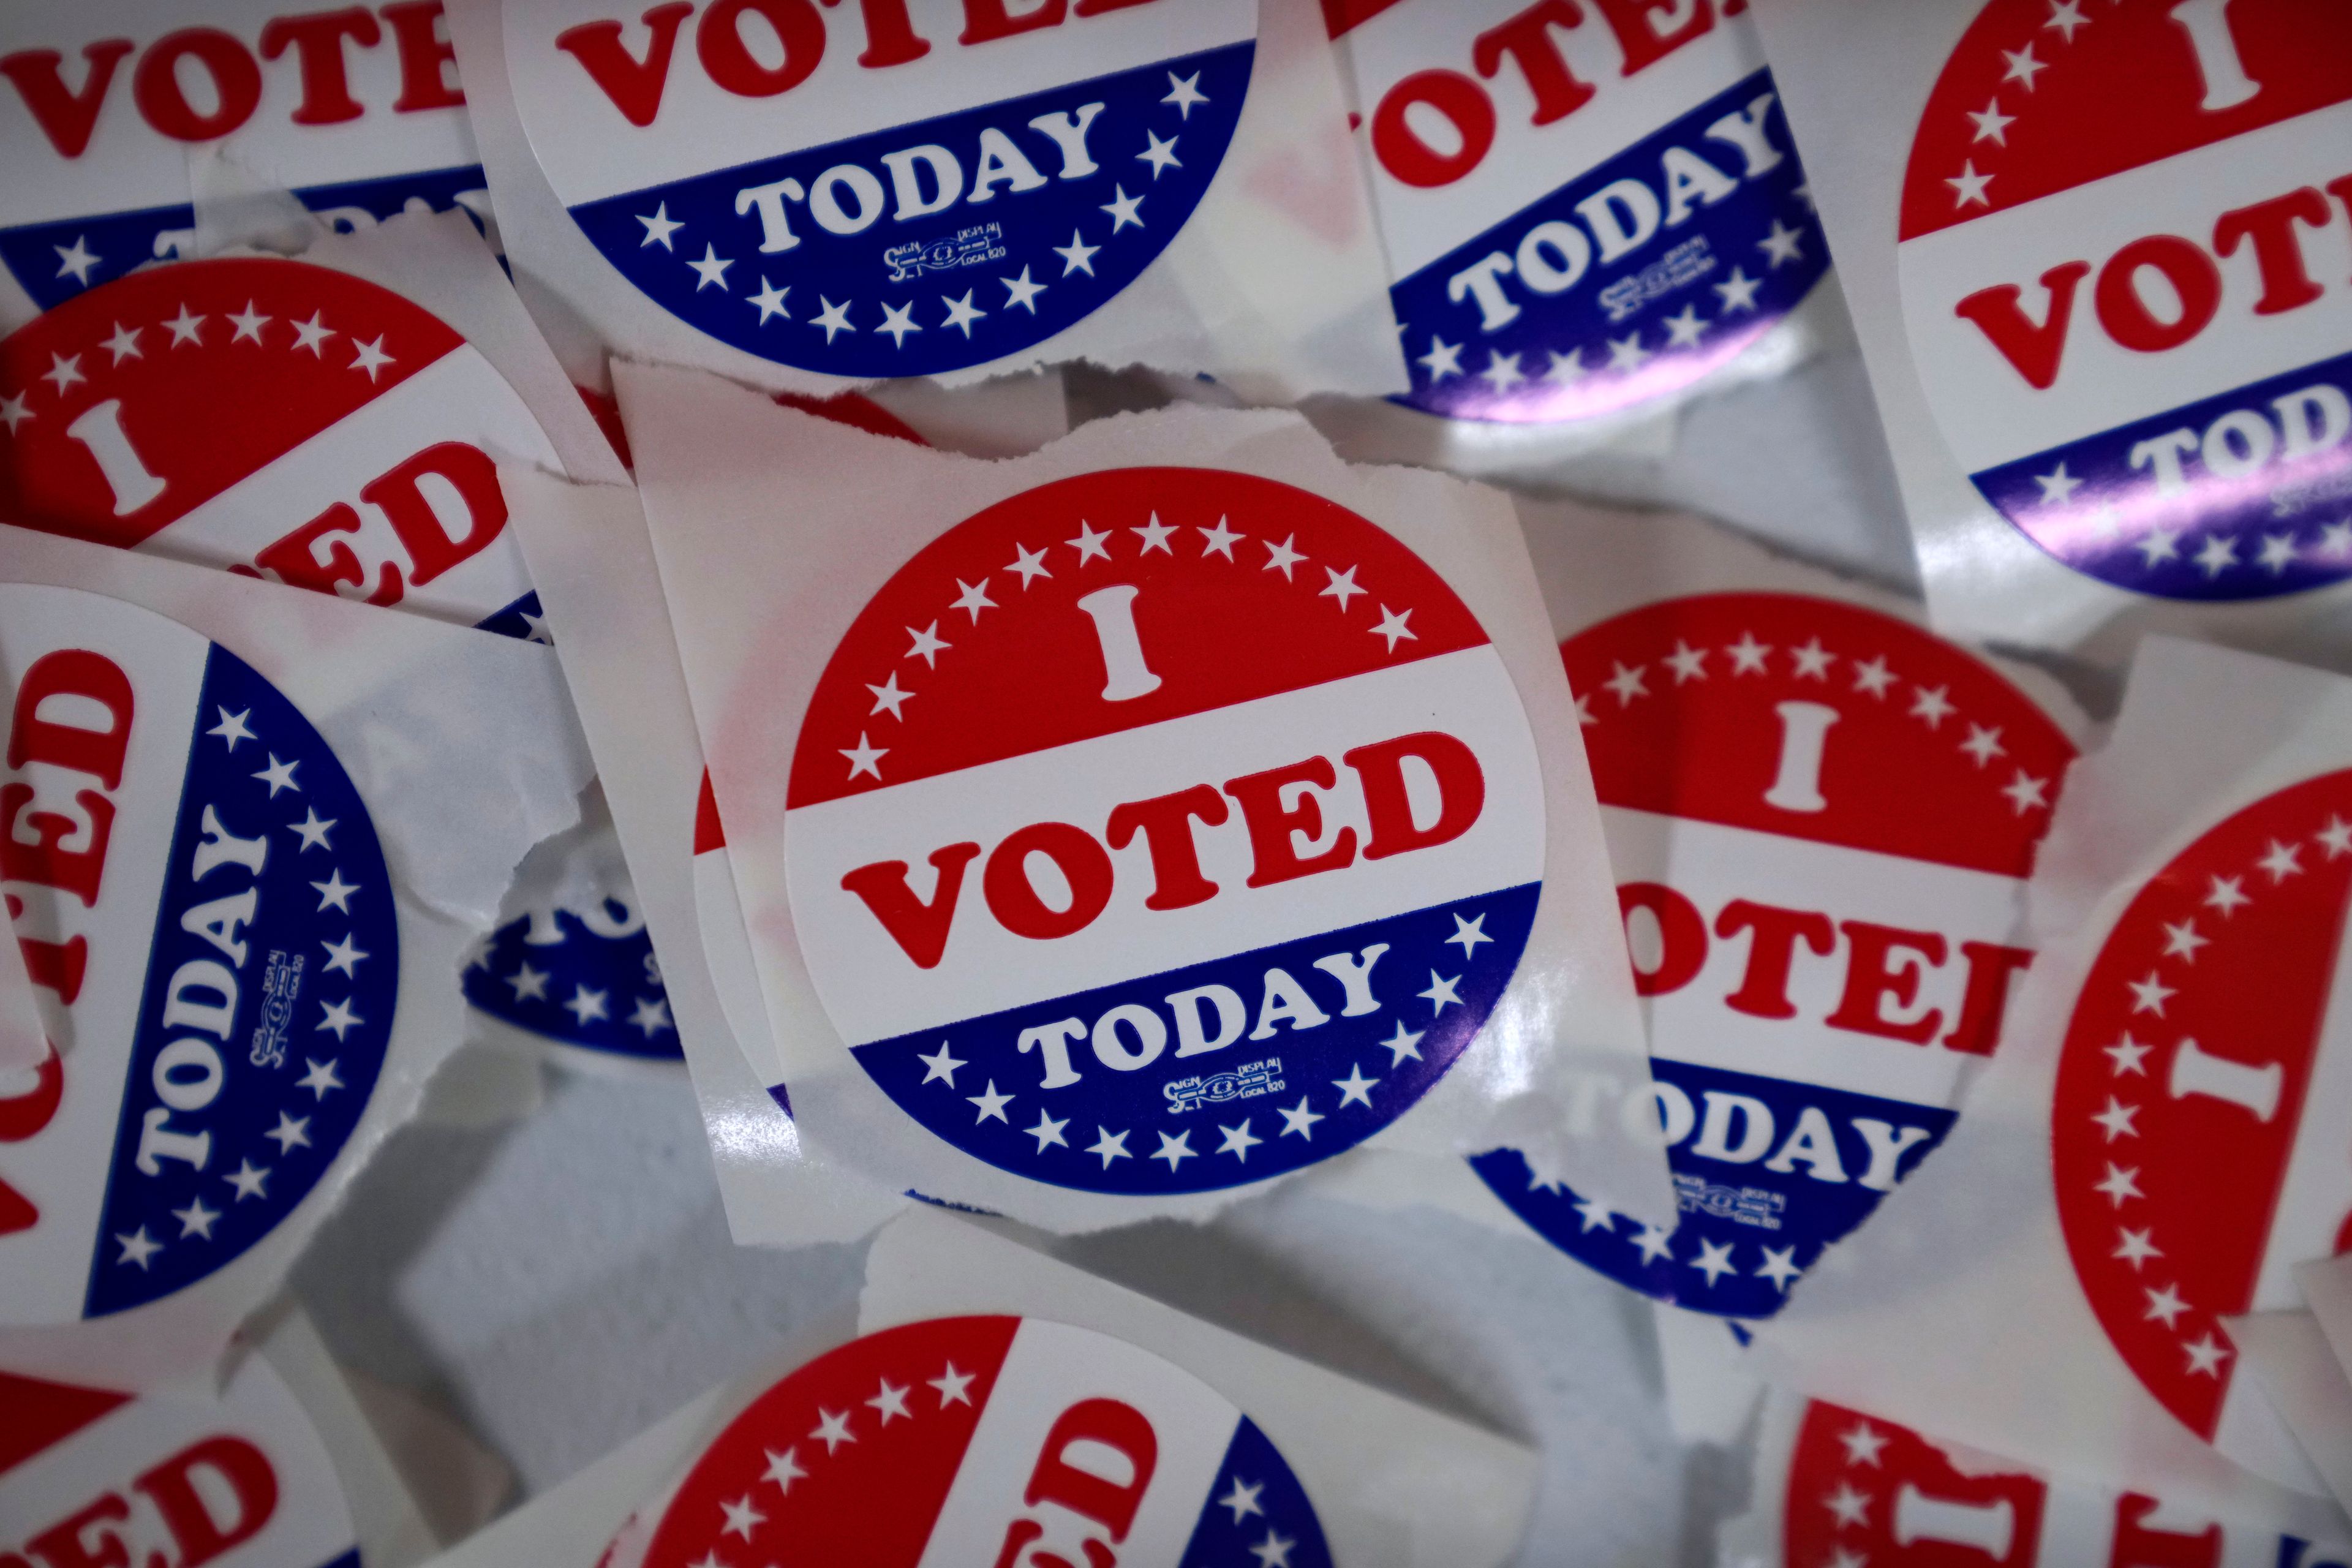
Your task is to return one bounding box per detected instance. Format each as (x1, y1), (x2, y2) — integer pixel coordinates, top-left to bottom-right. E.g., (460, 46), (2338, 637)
(782, 467), (1545, 1195)
(2051, 769), (2352, 1461)
(1475, 594), (2072, 1318)
(1332, 0), (1823, 424)
(0, 0), (484, 312)
(502, 0), (1256, 377)
(634, 1316), (1327, 1568)
(0, 585), (398, 1322)
(1896, 0), (2352, 601)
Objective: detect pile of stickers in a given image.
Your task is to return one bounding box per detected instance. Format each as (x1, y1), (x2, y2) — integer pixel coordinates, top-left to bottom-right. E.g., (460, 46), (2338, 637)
(2, 0), (2350, 1563)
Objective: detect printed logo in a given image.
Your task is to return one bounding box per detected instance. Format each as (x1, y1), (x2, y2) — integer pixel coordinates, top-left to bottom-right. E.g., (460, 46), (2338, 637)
(633, 1316), (1327, 1568)
(0, 1), (484, 312)
(462, 845), (680, 1064)
(2051, 769), (2352, 1466)
(503, 0), (1256, 378)
(780, 467), (1545, 1196)
(1, 1359), (362, 1568)
(1330, 0), (1824, 424)
(1474, 594), (2073, 1317)
(1896, 0), (2352, 601)
(0, 585), (399, 1321)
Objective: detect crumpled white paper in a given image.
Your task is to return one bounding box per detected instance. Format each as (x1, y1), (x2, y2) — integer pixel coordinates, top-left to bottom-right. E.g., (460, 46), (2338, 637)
(2227, 1308), (2352, 1517)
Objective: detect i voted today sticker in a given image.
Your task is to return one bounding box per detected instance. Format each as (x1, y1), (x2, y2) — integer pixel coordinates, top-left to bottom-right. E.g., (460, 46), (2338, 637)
(0, 585), (398, 1323)
(1896, 0), (2352, 601)
(2051, 769), (2352, 1469)
(501, 0), (1256, 379)
(627, 1316), (1328, 1568)
(781, 467), (1546, 1196)
(0, 0), (486, 315)
(1330, 0), (1824, 425)
(1474, 594), (2073, 1319)
(1, 1359), (361, 1568)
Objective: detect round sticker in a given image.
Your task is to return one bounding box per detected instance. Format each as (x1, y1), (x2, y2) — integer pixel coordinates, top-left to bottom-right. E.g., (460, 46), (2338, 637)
(1895, 1), (2352, 601)
(1331, 0), (1825, 425)
(630, 1316), (1329, 1568)
(1474, 594), (2073, 1318)
(782, 467), (1546, 1196)
(1, 1358), (361, 1568)
(501, 0), (1256, 379)
(462, 847), (679, 1066)
(0, 1), (486, 314)
(2051, 769), (2352, 1463)
(1781, 1401), (2050, 1568)
(0, 584), (399, 1323)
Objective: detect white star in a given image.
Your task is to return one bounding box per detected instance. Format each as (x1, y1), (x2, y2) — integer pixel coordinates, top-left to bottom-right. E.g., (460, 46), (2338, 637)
(1960, 723), (2005, 766)
(1691, 1238), (1738, 1285)
(1574, 693), (1595, 726)
(630, 997), (673, 1036)
(1758, 1245), (1804, 1292)
(1851, 655), (1896, 697)
(1446, 913), (1493, 957)
(1068, 521), (1112, 564)
(2195, 533), (2238, 578)
(253, 753), (301, 796)
(2136, 527), (2181, 567)
(1137, 128), (1182, 178)
(0, 393), (29, 434)
(2143, 1282), (2190, 1327)
(1544, 347), (1587, 385)
(1714, 267), (1762, 312)
(1089, 1127), (1131, 1166)
(1607, 333), (1653, 371)
(840, 729), (887, 780)
(41, 352), (84, 394)
(951, 576), (996, 620)
(2260, 839), (2303, 881)
(867, 674), (913, 720)
(2158, 919), (2206, 962)
(747, 276), (791, 325)
(2045, 0), (2088, 40)
(968, 1080), (1013, 1123)
(174, 1197), (220, 1240)
(1727, 633), (1771, 674)
(877, 300), (922, 347)
(1969, 97), (2016, 143)
(1370, 605), (1416, 651)
(2184, 1332), (2230, 1378)
(1025, 1110), (1068, 1152)
(2092, 1096), (2139, 1141)
(321, 934), (368, 977)
(2002, 770), (2049, 813)
(289, 808), (336, 851)
(1838, 1420), (1888, 1467)
(2105, 1033), (2152, 1076)
(763, 1446), (805, 1495)
(1055, 230), (1101, 276)
(53, 235), (99, 284)
(939, 290), (986, 337)
(266, 1110), (312, 1152)
(1662, 304), (1707, 348)
(298, 1058), (344, 1098)
(1632, 1223), (1676, 1264)
(506, 963), (549, 1002)
(312, 870), (358, 913)
(2320, 817), (2352, 858)
(2114, 1226), (2163, 1268)
(225, 1160), (271, 1200)
(1665, 641), (1709, 682)
(906, 622), (951, 665)
(810, 1409), (855, 1452)
(1333, 1065), (1377, 1109)
(116, 1227), (162, 1269)
(2320, 520), (2352, 559)
(1420, 972), (1463, 1015)
(1220, 1477), (1264, 1523)
(2205, 874), (2250, 915)
(229, 302), (271, 344)
(1574, 1196), (1615, 1232)
(1758, 220), (1805, 267)
(719, 1493), (765, 1541)
(1262, 534), (1306, 578)
(867, 1378), (911, 1423)
(2035, 462), (2082, 505)
(1417, 334), (1464, 383)
(918, 1042), (963, 1085)
(1947, 160), (1994, 208)
(101, 321), (143, 364)
(1251, 1531), (1294, 1568)
(2003, 42), (2048, 87)
(1152, 1129), (1194, 1169)
(1199, 516), (1243, 559)
(165, 306), (206, 346)
(1321, 565), (1365, 609)
(1277, 1097), (1322, 1139)
(564, 986), (610, 1025)
(319, 997), (364, 1041)
(209, 707), (257, 749)
(1217, 1120), (1261, 1161)
(2094, 1162), (2143, 1205)
(1133, 513), (1177, 554)
(638, 203), (684, 249)
(1477, 349), (1526, 394)
(1163, 69), (1209, 118)
(1381, 1021), (1424, 1065)
(1005, 542), (1052, 586)
(1000, 267), (1046, 313)
(349, 336), (394, 380)
(688, 244), (734, 292)
(289, 311), (336, 356)
(1911, 684), (1956, 726)
(2258, 532), (2299, 574)
(1790, 638), (1834, 679)
(2127, 972), (2174, 1014)
(1604, 661), (1649, 705)
(1824, 1481), (1872, 1529)
(810, 296), (856, 341)
(929, 1363), (975, 1406)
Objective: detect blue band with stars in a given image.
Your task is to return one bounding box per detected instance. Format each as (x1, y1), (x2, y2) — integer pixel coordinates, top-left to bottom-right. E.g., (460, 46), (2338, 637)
(1391, 66), (1825, 424)
(563, 43), (1252, 379)
(1177, 1416), (1332, 1568)
(850, 884), (1537, 1197)
(1471, 1057), (1954, 1322)
(87, 643), (399, 1317)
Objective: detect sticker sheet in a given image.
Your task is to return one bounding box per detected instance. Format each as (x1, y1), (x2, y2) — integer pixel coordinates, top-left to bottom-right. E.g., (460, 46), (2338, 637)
(0, 522), (592, 1388)
(1472, 500), (2082, 1321)
(1751, 0), (2352, 670)
(0, 0), (488, 331)
(620, 372), (1668, 1231)
(1752, 635), (2352, 1525)
(445, 0), (1405, 401)
(1719, 1393), (2352, 1568)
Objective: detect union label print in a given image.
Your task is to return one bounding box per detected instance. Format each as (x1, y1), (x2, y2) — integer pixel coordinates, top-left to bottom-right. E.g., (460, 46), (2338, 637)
(1897, 0), (2352, 601)
(1476, 594), (2073, 1319)
(780, 467), (1547, 1196)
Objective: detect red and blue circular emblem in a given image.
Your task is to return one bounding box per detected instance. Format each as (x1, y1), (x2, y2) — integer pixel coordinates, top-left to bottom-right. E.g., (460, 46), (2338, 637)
(1896, 0), (2352, 601)
(1475, 594), (2073, 1319)
(780, 467), (1547, 1197)
(0, 586), (398, 1322)
(627, 1316), (1328, 1568)
(2052, 768), (2352, 1463)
